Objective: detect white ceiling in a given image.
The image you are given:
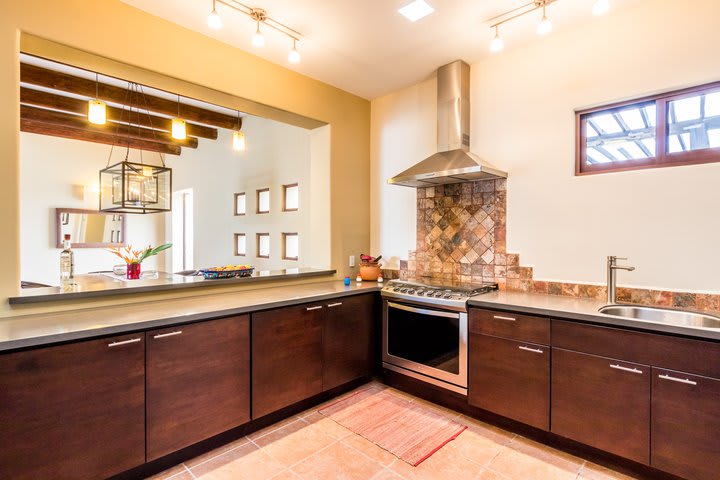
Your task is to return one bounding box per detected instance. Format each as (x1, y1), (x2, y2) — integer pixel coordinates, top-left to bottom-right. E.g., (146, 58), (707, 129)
(120, 0), (639, 100)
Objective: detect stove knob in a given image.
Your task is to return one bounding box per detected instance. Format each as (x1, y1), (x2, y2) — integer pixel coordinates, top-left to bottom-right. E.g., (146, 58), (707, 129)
(407, 289), (416, 294)
(443, 294), (452, 299)
(434, 292), (443, 298)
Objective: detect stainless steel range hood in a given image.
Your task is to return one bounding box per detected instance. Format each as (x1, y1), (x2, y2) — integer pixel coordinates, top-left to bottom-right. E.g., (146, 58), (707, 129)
(388, 60), (507, 188)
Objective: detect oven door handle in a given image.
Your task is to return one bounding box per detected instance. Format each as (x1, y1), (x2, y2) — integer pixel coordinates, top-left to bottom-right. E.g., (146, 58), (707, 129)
(387, 302), (460, 319)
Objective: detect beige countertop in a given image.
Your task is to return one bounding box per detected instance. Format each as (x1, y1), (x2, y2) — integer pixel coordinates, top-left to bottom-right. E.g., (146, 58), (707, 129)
(0, 281), (380, 352)
(469, 290), (720, 341)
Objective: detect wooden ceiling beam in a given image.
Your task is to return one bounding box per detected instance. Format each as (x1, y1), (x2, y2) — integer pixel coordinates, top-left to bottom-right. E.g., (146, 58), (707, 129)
(21, 105), (197, 149)
(21, 119), (182, 156)
(21, 63), (241, 130)
(21, 88), (219, 140)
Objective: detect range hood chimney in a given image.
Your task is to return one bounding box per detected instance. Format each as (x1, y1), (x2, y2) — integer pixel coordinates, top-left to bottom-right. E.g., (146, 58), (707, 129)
(388, 60), (507, 188)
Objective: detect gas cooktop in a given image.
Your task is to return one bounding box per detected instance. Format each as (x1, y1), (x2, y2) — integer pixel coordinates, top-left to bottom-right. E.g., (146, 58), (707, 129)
(380, 279), (498, 311)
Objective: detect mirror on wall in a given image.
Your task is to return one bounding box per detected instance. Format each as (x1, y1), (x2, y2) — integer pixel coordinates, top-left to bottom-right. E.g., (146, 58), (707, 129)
(19, 53), (331, 287)
(56, 208), (126, 248)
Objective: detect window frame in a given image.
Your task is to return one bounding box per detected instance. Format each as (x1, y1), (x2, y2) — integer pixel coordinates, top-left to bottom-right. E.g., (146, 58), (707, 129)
(256, 188), (270, 214)
(282, 232), (299, 261)
(282, 183), (299, 212)
(576, 80), (720, 175)
(256, 232), (270, 259)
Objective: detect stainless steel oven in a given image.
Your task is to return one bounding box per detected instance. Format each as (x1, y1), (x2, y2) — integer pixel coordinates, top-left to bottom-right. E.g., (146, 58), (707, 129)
(382, 300), (468, 394)
(381, 279), (497, 395)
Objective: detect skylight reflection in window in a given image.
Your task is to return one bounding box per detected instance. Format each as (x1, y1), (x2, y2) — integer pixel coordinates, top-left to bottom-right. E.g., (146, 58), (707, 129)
(641, 138), (656, 156)
(708, 129), (720, 148)
(671, 96), (701, 123)
(668, 133), (691, 153)
(586, 148), (610, 164)
(705, 92), (720, 118)
(589, 114), (623, 134)
(619, 108), (646, 130)
(645, 104), (657, 127)
(586, 123), (599, 138)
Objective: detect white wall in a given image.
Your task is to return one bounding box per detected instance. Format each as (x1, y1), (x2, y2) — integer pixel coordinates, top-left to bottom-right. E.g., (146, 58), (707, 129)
(169, 116), (322, 271)
(20, 133), (166, 286)
(371, 0), (720, 293)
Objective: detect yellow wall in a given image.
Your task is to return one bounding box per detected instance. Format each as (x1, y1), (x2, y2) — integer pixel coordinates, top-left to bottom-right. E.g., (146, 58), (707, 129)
(1, 0), (370, 316)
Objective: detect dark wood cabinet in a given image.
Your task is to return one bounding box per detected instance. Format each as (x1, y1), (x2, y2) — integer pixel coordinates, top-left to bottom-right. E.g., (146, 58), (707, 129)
(469, 308), (551, 345)
(252, 303), (324, 418)
(651, 368), (720, 480)
(323, 293), (376, 391)
(146, 315), (251, 461)
(551, 348), (651, 465)
(0, 334), (145, 479)
(468, 333), (550, 430)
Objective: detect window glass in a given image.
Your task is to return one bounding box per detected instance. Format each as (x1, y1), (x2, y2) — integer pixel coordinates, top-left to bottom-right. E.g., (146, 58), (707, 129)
(234, 233), (246, 256)
(257, 189), (270, 214)
(584, 102), (657, 164)
(283, 184), (299, 211)
(666, 89), (720, 154)
(257, 233), (270, 258)
(283, 233), (299, 260)
(234, 193), (246, 215)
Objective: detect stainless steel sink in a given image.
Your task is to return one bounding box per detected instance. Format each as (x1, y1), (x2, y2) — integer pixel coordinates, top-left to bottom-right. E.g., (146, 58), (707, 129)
(599, 304), (720, 330)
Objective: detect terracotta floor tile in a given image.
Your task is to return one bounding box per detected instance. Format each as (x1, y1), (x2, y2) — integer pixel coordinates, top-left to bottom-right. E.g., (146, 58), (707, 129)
(579, 462), (640, 480)
(269, 470), (302, 480)
(184, 437), (250, 468)
(253, 418), (337, 467)
(475, 468), (512, 480)
(371, 468), (405, 480)
(190, 442), (285, 480)
(390, 442), (485, 480)
(292, 441), (385, 480)
(487, 436), (584, 480)
(302, 411), (354, 439)
(247, 416), (305, 441)
(408, 397), (462, 419)
(341, 433), (397, 466)
(445, 422), (512, 466)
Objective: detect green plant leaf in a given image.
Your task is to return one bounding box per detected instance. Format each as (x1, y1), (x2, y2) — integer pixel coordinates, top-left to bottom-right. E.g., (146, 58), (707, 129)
(137, 242), (172, 263)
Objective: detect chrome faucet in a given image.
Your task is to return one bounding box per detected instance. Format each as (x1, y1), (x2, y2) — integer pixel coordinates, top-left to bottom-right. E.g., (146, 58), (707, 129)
(607, 256), (635, 304)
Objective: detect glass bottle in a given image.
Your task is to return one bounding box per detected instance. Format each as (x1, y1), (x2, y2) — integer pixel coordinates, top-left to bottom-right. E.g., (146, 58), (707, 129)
(60, 234), (74, 287)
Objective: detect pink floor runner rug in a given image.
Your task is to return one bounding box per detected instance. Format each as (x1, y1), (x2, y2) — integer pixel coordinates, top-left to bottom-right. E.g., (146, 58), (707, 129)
(318, 385), (467, 466)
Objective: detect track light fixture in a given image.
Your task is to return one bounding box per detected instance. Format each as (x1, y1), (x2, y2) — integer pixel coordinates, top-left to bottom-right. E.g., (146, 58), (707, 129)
(206, 0), (303, 63)
(487, 0), (610, 52)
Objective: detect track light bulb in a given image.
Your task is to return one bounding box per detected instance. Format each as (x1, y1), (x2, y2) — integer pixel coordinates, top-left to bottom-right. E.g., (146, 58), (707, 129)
(537, 14), (553, 35)
(490, 28), (504, 53)
(592, 0), (610, 15)
(252, 22), (265, 47)
(288, 40), (301, 63)
(207, 0), (222, 29)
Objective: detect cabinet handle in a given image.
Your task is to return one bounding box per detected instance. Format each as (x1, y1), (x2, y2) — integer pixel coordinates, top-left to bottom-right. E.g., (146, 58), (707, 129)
(306, 306), (323, 311)
(327, 302), (343, 308)
(659, 374), (697, 386)
(518, 345), (544, 354)
(153, 330), (183, 339)
(108, 338), (142, 347)
(493, 315), (516, 322)
(610, 364), (643, 375)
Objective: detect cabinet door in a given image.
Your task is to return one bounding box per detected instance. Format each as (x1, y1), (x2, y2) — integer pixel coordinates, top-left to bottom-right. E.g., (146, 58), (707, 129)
(551, 348), (650, 464)
(0, 334), (145, 479)
(468, 334), (549, 430)
(147, 316), (251, 461)
(323, 294), (376, 391)
(252, 303), (323, 418)
(652, 368), (720, 480)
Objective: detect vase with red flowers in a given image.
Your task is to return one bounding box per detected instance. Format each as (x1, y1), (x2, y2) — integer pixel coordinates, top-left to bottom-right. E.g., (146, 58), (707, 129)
(107, 243), (172, 279)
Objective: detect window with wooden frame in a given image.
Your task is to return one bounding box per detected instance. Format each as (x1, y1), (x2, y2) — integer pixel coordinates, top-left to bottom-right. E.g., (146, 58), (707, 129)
(234, 233), (246, 256)
(256, 233), (270, 258)
(576, 81), (720, 175)
(282, 233), (299, 260)
(282, 183), (299, 212)
(256, 188), (270, 214)
(234, 193), (246, 216)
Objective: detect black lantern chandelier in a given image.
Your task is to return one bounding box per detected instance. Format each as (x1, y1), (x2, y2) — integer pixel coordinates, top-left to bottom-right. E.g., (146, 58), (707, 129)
(99, 82), (172, 214)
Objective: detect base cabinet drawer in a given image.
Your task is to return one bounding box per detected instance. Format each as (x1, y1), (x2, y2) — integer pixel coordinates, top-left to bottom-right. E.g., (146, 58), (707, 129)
(146, 316), (251, 461)
(551, 348), (650, 465)
(651, 368), (720, 480)
(0, 334), (146, 480)
(468, 334), (549, 430)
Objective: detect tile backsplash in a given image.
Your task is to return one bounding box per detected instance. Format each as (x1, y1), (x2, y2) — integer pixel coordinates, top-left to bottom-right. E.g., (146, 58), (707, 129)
(384, 179), (720, 314)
